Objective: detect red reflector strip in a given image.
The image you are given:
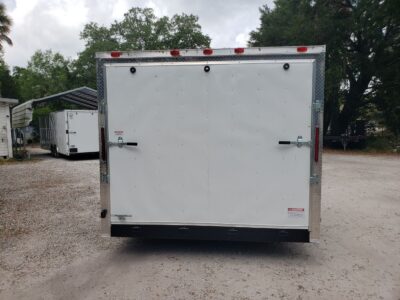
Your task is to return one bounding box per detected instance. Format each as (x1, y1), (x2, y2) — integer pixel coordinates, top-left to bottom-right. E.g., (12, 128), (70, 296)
(234, 47), (245, 54)
(314, 127), (320, 162)
(170, 49), (180, 56)
(203, 48), (213, 55)
(101, 127), (107, 162)
(110, 51), (122, 58)
(297, 46), (308, 53)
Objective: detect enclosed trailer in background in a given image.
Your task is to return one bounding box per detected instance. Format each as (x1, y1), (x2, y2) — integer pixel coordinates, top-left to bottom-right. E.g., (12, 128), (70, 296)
(40, 110), (99, 157)
(97, 46), (325, 242)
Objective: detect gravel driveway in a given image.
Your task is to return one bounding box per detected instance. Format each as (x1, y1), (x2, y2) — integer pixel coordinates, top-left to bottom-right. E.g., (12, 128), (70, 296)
(0, 150), (399, 299)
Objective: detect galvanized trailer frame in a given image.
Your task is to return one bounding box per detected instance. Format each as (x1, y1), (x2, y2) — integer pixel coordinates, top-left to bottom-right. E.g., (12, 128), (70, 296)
(96, 46), (325, 242)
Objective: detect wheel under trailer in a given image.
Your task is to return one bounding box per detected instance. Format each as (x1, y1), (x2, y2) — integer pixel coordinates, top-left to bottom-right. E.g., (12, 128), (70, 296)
(97, 46), (325, 242)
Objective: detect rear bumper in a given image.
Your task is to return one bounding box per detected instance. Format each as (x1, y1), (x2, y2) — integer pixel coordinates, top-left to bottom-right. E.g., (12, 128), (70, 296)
(110, 224), (310, 243)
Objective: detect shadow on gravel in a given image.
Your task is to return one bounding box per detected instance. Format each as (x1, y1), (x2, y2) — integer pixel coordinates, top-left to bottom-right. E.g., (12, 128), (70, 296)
(65, 153), (99, 161)
(117, 238), (312, 260)
(43, 152), (99, 161)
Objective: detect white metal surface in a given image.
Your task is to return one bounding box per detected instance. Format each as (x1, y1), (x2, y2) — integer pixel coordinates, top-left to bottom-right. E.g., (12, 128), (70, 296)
(106, 59), (315, 228)
(0, 102), (13, 158)
(45, 110), (99, 156)
(66, 110), (99, 153)
(53, 111), (68, 155)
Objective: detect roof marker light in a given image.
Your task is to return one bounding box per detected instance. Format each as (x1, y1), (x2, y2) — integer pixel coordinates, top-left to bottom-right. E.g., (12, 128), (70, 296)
(234, 47), (245, 54)
(203, 48), (213, 55)
(110, 51), (122, 58)
(297, 46), (308, 53)
(170, 49), (180, 57)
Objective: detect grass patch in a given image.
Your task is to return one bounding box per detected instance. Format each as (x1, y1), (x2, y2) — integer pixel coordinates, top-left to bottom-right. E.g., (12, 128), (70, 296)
(0, 157), (41, 165)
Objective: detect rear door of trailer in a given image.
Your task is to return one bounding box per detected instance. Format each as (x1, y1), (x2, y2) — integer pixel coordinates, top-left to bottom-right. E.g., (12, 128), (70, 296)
(99, 47), (324, 242)
(66, 110), (99, 154)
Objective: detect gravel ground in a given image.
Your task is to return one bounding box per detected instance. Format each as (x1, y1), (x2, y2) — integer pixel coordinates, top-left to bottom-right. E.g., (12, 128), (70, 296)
(0, 150), (399, 299)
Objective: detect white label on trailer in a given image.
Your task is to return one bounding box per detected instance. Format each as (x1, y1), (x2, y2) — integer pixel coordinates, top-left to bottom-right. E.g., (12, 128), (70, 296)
(288, 208), (305, 218)
(114, 130), (124, 136)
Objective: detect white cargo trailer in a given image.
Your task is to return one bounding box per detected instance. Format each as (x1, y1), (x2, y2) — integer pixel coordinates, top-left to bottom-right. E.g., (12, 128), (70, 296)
(40, 110), (99, 156)
(97, 46), (325, 242)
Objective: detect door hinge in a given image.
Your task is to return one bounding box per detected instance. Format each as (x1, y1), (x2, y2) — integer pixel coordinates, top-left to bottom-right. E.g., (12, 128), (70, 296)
(310, 175), (319, 184)
(100, 173), (109, 183)
(314, 100), (322, 113)
(99, 100), (106, 114)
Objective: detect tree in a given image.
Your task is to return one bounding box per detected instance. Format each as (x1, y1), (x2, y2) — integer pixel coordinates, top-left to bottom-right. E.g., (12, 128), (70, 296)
(0, 3), (12, 51)
(71, 23), (119, 88)
(249, 0), (400, 136)
(72, 7), (211, 88)
(14, 50), (72, 102)
(0, 59), (18, 98)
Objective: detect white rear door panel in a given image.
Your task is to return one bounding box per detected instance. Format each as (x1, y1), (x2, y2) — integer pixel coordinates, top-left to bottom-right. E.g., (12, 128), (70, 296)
(106, 60), (314, 228)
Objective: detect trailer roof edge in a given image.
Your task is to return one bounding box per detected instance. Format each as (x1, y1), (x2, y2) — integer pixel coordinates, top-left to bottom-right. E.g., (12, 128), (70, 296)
(95, 45), (326, 59)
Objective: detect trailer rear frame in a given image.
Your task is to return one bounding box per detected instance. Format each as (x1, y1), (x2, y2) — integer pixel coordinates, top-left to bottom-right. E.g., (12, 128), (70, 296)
(96, 46), (325, 242)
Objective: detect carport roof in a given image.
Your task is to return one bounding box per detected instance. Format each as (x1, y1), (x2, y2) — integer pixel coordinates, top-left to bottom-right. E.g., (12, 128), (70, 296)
(0, 97), (19, 105)
(12, 87), (98, 128)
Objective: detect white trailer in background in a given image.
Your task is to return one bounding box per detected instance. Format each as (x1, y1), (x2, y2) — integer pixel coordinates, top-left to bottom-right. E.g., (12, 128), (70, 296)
(40, 110), (99, 156)
(97, 46), (325, 242)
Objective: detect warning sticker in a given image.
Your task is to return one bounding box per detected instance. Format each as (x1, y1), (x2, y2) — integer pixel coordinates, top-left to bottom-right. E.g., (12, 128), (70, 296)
(114, 130), (124, 136)
(288, 208), (305, 218)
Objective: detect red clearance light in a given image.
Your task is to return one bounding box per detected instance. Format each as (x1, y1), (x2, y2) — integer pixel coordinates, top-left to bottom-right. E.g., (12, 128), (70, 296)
(110, 51), (122, 58)
(203, 48), (213, 55)
(314, 127), (320, 162)
(170, 49), (180, 57)
(297, 46), (308, 53)
(234, 47), (245, 54)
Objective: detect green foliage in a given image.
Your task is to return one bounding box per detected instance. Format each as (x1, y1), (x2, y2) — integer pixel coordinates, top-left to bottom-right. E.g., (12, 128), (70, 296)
(365, 135), (398, 152)
(31, 103), (78, 128)
(71, 23), (119, 88)
(250, 0), (400, 136)
(14, 50), (72, 102)
(0, 59), (18, 97)
(72, 7), (211, 88)
(0, 3), (12, 51)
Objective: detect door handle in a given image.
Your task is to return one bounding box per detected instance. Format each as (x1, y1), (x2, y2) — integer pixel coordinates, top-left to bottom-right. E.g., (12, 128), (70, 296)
(108, 137), (138, 148)
(279, 136), (310, 148)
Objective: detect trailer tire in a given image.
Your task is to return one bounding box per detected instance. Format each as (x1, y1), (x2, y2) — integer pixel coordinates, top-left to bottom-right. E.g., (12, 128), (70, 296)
(50, 145), (58, 157)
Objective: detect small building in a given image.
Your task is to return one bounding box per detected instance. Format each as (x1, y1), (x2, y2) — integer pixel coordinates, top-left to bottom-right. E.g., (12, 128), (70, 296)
(0, 97), (18, 158)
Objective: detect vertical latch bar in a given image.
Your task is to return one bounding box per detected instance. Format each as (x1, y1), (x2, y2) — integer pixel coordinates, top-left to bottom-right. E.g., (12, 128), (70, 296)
(100, 127), (107, 162)
(314, 127), (320, 162)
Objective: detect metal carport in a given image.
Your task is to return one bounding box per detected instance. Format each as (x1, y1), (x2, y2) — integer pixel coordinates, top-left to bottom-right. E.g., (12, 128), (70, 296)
(12, 87), (97, 128)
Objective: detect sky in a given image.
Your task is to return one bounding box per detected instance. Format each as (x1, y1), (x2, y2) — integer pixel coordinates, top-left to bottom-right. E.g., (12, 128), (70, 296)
(1, 0), (274, 69)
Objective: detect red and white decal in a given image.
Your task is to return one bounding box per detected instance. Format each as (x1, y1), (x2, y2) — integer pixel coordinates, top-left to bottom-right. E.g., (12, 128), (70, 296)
(288, 208), (305, 218)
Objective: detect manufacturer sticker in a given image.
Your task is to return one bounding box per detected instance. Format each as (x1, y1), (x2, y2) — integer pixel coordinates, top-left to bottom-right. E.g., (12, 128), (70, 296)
(288, 208), (305, 218)
(114, 130), (124, 136)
